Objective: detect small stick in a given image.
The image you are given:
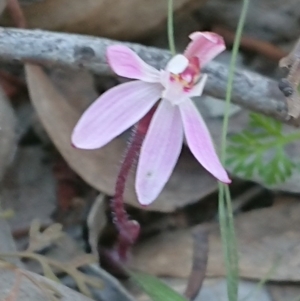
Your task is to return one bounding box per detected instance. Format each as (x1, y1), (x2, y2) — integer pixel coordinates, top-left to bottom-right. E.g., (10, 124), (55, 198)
(213, 26), (286, 62)
(0, 27), (291, 124)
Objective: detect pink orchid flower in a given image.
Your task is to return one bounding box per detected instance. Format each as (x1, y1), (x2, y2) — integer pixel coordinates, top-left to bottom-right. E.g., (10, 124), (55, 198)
(72, 31), (231, 205)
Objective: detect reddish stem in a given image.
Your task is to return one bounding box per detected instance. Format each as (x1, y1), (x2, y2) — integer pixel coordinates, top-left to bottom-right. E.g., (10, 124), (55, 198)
(111, 107), (156, 260)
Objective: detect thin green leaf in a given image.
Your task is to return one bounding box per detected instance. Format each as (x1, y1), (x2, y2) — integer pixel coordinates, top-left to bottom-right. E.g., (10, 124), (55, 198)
(167, 0), (176, 55)
(130, 271), (188, 301)
(219, 0), (249, 300)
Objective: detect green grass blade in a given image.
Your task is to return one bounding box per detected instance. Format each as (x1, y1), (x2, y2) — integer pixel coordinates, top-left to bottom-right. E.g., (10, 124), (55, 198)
(218, 0), (250, 300)
(167, 0), (176, 55)
(130, 271), (188, 301)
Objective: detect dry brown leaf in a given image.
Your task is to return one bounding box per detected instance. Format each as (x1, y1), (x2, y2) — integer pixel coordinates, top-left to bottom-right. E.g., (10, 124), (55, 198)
(1, 0), (206, 40)
(0, 0), (6, 14)
(25, 64), (220, 212)
(0, 218), (23, 268)
(268, 283), (300, 301)
(131, 200), (300, 281)
(1, 146), (55, 232)
(87, 194), (107, 258)
(207, 200), (300, 281)
(0, 87), (16, 181)
(130, 229), (193, 278)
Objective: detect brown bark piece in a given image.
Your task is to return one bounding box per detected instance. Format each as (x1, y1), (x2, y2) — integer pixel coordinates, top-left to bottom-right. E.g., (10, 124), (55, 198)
(279, 38), (300, 118)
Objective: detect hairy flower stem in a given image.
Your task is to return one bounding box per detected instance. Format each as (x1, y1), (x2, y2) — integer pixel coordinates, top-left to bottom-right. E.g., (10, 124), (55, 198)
(111, 107), (156, 261)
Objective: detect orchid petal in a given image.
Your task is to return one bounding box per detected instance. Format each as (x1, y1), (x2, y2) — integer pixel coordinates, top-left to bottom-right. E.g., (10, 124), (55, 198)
(72, 81), (162, 149)
(184, 32), (225, 66)
(166, 54), (189, 74)
(179, 99), (231, 183)
(107, 45), (160, 82)
(187, 74), (208, 98)
(161, 73), (207, 105)
(136, 100), (183, 205)
(160, 71), (189, 105)
(162, 80), (187, 105)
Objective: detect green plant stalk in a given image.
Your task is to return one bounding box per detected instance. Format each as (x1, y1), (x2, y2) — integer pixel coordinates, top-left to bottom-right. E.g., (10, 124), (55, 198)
(218, 184), (234, 292)
(220, 0), (249, 160)
(218, 183), (239, 301)
(218, 0), (249, 300)
(129, 271), (188, 301)
(225, 185), (239, 284)
(167, 0), (176, 55)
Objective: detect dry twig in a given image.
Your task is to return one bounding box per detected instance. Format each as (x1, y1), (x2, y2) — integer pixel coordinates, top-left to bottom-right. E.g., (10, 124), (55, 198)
(213, 26), (286, 62)
(0, 27), (292, 124)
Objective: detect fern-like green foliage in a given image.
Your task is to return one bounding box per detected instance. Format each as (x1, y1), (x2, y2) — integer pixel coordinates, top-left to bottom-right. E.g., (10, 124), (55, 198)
(226, 113), (300, 185)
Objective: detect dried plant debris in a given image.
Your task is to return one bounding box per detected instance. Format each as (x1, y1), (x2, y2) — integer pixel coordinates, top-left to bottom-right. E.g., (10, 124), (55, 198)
(0, 0), (6, 14)
(0, 217), (95, 301)
(0, 262), (62, 301)
(0, 87), (17, 179)
(0, 223), (102, 298)
(268, 283), (300, 301)
(87, 194), (107, 258)
(279, 37), (300, 118)
(1, 146), (55, 232)
(27, 220), (64, 253)
(0, 266), (96, 301)
(1, 214), (135, 301)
